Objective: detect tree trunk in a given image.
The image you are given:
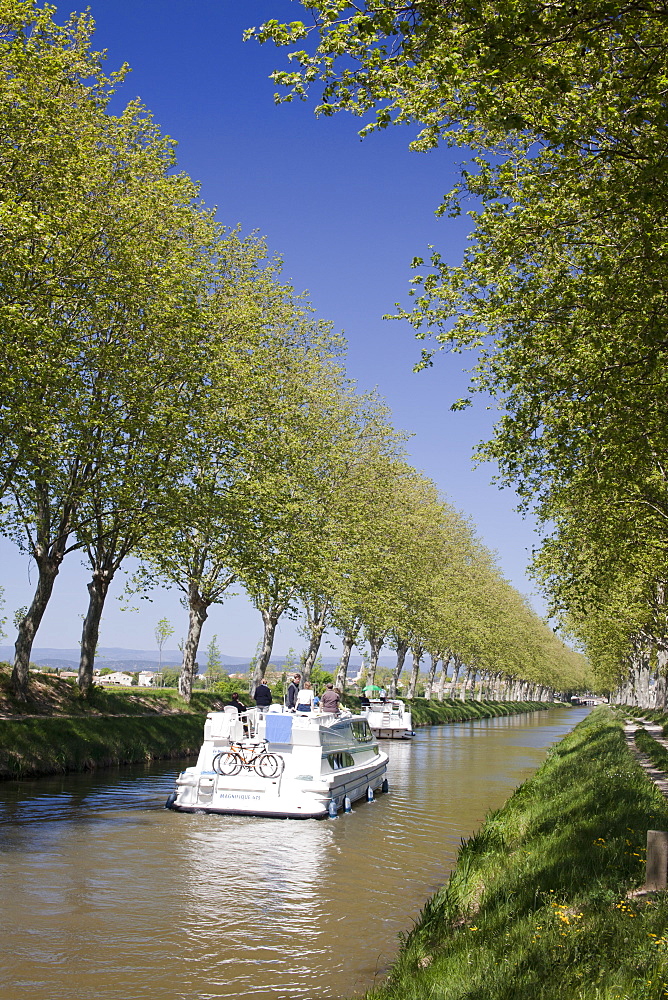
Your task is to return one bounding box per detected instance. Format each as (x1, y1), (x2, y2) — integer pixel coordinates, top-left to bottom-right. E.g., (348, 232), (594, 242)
(636, 648), (651, 709)
(179, 584), (210, 704)
(335, 632), (355, 692)
(250, 609), (280, 696)
(436, 656), (451, 701)
(460, 666), (472, 701)
(367, 632), (384, 687)
(12, 554), (62, 699)
(424, 653), (439, 700)
(389, 638), (409, 697)
(301, 599), (330, 685)
(407, 647), (423, 699)
(656, 648), (668, 711)
(78, 569), (113, 696)
(448, 657), (461, 699)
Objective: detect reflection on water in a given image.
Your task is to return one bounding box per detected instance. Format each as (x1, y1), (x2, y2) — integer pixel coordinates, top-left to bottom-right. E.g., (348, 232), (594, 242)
(0, 706), (590, 1000)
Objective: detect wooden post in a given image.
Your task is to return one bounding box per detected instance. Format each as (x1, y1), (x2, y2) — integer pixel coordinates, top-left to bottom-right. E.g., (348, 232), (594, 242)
(645, 830), (668, 890)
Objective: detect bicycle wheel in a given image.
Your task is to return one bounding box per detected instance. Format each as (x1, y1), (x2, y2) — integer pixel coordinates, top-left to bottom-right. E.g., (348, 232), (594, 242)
(213, 751), (242, 776)
(254, 753), (284, 778)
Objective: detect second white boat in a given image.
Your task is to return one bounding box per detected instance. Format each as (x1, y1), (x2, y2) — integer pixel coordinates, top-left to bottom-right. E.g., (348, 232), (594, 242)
(361, 698), (415, 739)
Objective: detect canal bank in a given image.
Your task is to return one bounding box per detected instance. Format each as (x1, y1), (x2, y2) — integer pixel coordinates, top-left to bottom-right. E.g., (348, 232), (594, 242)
(0, 665), (550, 779)
(364, 707), (668, 1000)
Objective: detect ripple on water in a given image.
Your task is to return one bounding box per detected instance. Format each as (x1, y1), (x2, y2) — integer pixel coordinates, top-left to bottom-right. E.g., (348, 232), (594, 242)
(0, 707), (591, 1000)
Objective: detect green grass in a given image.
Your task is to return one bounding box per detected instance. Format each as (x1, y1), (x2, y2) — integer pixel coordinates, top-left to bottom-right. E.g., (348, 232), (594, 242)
(359, 708), (668, 1000)
(0, 664), (222, 717)
(0, 714), (207, 779)
(635, 728), (668, 773)
(407, 698), (550, 726)
(0, 666), (227, 779)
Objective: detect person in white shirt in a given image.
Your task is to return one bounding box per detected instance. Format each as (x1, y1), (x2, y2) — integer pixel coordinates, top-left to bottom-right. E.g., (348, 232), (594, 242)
(295, 680), (315, 712)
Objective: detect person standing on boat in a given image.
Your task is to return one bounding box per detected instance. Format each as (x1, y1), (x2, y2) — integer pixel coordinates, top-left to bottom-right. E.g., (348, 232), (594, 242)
(287, 673), (301, 711)
(253, 679), (273, 710)
(320, 683), (341, 715)
(295, 680), (315, 712)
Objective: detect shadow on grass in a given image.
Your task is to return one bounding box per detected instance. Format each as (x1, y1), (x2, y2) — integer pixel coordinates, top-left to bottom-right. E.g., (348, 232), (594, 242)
(365, 709), (668, 1000)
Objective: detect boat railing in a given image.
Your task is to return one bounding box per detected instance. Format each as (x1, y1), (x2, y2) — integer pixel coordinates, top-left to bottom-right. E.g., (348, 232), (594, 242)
(229, 705), (357, 744)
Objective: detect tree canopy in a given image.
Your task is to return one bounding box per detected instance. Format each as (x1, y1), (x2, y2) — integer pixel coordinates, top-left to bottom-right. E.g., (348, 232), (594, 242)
(250, 1), (668, 698)
(0, 0), (587, 703)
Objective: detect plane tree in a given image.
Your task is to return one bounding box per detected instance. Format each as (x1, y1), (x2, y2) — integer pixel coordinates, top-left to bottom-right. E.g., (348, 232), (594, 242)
(294, 395), (407, 687)
(132, 249), (349, 702)
(250, 2), (668, 687)
(239, 355), (365, 696)
(0, 2), (222, 697)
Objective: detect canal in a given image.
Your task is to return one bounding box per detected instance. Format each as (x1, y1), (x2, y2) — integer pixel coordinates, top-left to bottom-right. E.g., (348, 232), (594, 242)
(0, 705), (590, 1000)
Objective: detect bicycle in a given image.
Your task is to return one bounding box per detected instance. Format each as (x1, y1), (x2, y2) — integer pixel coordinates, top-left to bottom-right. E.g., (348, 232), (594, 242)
(212, 740), (284, 779)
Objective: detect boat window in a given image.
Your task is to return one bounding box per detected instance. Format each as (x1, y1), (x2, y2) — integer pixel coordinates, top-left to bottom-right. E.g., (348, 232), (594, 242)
(350, 720), (373, 743)
(328, 752), (355, 770)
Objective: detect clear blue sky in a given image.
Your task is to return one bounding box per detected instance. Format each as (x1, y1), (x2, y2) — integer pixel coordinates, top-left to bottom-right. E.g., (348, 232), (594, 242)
(0, 0), (542, 658)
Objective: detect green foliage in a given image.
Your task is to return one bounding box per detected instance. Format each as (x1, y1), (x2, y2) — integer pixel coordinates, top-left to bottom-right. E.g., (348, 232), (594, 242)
(205, 635), (226, 687)
(160, 668), (180, 689)
(211, 677), (241, 701)
(249, 1), (667, 693)
(309, 663), (333, 691)
(206, 634), (222, 672)
(0, 715), (205, 780)
(154, 619), (174, 650)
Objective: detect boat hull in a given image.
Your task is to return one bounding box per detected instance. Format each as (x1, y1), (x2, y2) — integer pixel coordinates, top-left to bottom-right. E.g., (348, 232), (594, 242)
(169, 757), (388, 819)
(370, 727), (414, 739)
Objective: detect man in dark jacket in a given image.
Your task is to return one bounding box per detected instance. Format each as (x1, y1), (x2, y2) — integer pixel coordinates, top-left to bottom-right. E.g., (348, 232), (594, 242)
(253, 679), (273, 709)
(287, 673), (301, 710)
(225, 692), (246, 714)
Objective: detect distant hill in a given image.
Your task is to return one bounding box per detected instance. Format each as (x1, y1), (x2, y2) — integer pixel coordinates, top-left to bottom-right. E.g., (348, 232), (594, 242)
(0, 646), (248, 673)
(0, 645), (395, 674)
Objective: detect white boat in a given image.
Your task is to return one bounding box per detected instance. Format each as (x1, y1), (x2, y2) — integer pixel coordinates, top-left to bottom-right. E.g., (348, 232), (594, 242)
(361, 698), (415, 739)
(166, 706), (389, 819)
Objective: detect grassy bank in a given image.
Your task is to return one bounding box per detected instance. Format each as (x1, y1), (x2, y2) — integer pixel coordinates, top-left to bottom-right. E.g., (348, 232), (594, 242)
(407, 698), (551, 726)
(361, 708), (668, 1000)
(635, 727), (668, 773)
(0, 713), (208, 779)
(0, 667), (224, 779)
(0, 667), (554, 780)
(0, 665), (219, 718)
(345, 696), (552, 726)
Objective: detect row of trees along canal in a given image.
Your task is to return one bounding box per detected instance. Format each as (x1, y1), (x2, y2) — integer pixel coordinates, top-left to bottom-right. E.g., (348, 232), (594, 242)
(251, 0), (668, 708)
(0, 0), (588, 704)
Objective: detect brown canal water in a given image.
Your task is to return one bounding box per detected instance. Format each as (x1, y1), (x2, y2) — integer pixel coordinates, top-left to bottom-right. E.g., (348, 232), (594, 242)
(0, 705), (590, 1000)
